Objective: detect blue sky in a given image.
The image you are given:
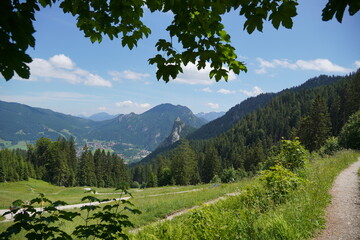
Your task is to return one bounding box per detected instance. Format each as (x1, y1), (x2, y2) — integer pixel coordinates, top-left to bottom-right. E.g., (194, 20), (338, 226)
(1, 0), (359, 116)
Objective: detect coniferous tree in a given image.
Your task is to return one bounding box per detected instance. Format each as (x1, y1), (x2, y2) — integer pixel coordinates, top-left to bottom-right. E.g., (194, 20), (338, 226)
(339, 110), (360, 150)
(94, 149), (105, 187)
(0, 163), (5, 182)
(298, 95), (332, 151)
(202, 144), (221, 183)
(77, 146), (97, 186)
(170, 139), (198, 185)
(67, 136), (78, 186)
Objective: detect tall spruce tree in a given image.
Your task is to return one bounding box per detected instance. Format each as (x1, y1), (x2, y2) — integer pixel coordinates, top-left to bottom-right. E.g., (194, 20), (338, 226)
(170, 139), (199, 185)
(298, 95), (332, 151)
(202, 144), (221, 183)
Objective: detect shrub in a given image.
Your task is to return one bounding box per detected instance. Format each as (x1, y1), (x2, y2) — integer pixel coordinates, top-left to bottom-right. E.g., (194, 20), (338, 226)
(319, 136), (342, 156)
(131, 181), (140, 188)
(260, 165), (305, 204)
(210, 175), (221, 183)
(221, 167), (237, 183)
(339, 110), (360, 150)
(276, 138), (308, 172)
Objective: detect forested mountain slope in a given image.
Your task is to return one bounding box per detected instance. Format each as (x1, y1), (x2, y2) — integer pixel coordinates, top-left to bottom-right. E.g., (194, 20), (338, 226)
(86, 104), (205, 149)
(0, 102), (205, 151)
(131, 71), (360, 186)
(188, 74), (343, 141)
(0, 101), (94, 142)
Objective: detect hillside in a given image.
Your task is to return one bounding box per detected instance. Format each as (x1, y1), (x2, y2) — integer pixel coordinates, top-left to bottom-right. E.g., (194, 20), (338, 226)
(0, 102), (205, 153)
(195, 112), (225, 122)
(131, 71), (360, 185)
(86, 104), (205, 149)
(189, 93), (275, 140)
(188, 74), (344, 141)
(0, 101), (94, 143)
(86, 112), (119, 121)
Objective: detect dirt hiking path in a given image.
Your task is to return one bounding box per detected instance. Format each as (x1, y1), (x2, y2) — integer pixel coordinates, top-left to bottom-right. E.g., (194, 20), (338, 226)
(314, 158), (360, 240)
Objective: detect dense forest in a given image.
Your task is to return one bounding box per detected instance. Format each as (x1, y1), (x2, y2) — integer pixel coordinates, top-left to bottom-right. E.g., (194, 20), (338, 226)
(0, 137), (128, 187)
(130, 71), (360, 187)
(1, 71), (359, 188)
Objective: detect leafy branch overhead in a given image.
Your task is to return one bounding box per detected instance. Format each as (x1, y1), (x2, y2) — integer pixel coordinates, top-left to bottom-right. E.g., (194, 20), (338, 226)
(0, 0), (359, 82)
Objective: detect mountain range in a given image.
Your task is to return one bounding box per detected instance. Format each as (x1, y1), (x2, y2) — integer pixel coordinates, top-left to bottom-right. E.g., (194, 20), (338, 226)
(138, 73), (352, 165)
(0, 73), (352, 163)
(0, 102), (206, 154)
(195, 112), (225, 122)
(85, 112), (119, 122)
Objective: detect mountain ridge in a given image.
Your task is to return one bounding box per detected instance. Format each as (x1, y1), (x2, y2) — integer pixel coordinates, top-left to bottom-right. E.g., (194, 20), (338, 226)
(0, 102), (205, 153)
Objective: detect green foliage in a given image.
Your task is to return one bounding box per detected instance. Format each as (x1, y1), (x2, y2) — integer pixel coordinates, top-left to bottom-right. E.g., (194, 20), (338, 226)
(0, 194), (79, 240)
(320, 136), (342, 155)
(221, 167), (237, 183)
(260, 165), (304, 204)
(298, 96), (332, 151)
(0, 189), (141, 240)
(170, 139), (199, 185)
(276, 138), (308, 172)
(135, 72), (360, 188)
(2, 1), (358, 82)
(339, 110), (360, 150)
(73, 189), (141, 240)
(131, 181), (140, 188)
(210, 175), (221, 184)
(322, 0), (360, 22)
(0, 137), (128, 189)
(131, 151), (359, 240)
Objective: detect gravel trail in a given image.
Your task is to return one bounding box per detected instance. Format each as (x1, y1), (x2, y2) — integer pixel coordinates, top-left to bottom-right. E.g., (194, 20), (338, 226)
(314, 158), (360, 240)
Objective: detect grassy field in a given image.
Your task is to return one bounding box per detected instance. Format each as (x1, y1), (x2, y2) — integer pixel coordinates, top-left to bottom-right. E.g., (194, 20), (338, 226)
(130, 150), (359, 239)
(0, 179), (99, 209)
(0, 177), (250, 238)
(1, 150), (358, 239)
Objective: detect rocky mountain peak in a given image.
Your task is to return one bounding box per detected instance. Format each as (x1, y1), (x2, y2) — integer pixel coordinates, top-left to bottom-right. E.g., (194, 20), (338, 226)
(158, 118), (186, 148)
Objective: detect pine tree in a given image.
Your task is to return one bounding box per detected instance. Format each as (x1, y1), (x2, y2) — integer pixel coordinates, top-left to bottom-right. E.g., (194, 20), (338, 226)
(77, 147), (97, 186)
(298, 95), (332, 151)
(94, 149), (105, 187)
(202, 144), (221, 183)
(170, 139), (198, 185)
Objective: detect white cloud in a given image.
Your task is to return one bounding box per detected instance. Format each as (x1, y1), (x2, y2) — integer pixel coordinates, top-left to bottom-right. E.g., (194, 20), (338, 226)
(98, 106), (108, 111)
(295, 59), (351, 72)
(174, 62), (236, 85)
(16, 54), (112, 87)
(115, 100), (151, 109)
(201, 87), (213, 93)
(109, 70), (150, 82)
(240, 86), (264, 97)
(354, 60), (360, 68)
(217, 88), (236, 94)
(0, 92), (101, 105)
(207, 102), (220, 109)
(255, 58), (353, 74)
(49, 54), (75, 69)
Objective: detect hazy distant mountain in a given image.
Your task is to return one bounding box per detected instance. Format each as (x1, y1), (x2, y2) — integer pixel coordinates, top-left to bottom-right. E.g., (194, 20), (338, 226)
(0, 101), (205, 151)
(0, 101), (95, 143)
(87, 112), (119, 121)
(86, 103), (206, 149)
(196, 111), (225, 122)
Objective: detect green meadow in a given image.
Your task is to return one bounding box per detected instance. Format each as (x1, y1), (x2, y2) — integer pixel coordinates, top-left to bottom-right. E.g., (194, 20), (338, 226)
(0, 150), (358, 240)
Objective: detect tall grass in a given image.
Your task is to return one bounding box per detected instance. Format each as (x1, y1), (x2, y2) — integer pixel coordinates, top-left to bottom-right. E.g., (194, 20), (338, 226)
(130, 150), (359, 239)
(0, 177), (251, 239)
(0, 178), (107, 208)
(1, 151), (357, 239)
